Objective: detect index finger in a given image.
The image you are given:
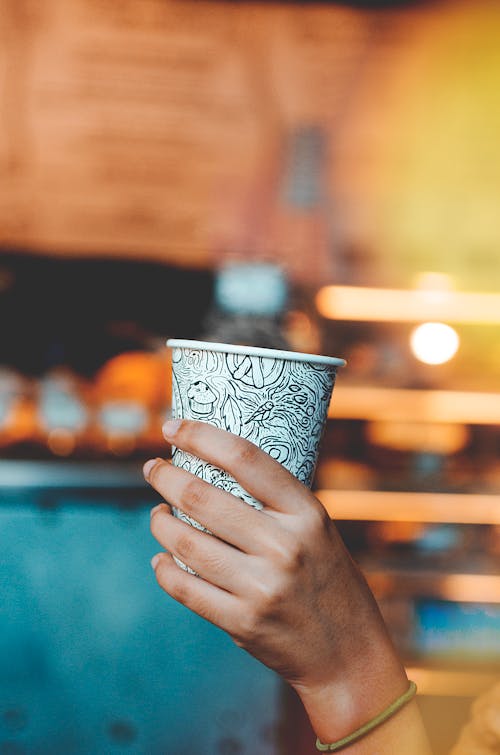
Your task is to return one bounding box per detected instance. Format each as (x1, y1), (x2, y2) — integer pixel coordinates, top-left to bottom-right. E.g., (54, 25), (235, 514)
(163, 419), (313, 514)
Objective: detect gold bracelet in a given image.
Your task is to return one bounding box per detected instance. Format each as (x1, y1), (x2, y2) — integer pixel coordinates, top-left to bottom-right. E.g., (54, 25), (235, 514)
(316, 680), (417, 752)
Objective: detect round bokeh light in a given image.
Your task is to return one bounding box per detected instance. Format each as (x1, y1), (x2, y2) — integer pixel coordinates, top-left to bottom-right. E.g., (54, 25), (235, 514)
(410, 322), (460, 365)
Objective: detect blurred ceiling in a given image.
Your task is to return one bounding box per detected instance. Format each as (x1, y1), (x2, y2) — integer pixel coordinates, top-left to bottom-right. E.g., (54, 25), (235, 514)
(0, 0), (499, 291)
(219, 0), (432, 7)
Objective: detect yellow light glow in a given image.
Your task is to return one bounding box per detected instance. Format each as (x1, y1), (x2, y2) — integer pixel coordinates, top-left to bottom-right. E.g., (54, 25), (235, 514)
(317, 490), (500, 525)
(405, 667), (498, 698)
(413, 272), (454, 292)
(315, 285), (500, 323)
(365, 420), (469, 454)
(328, 386), (500, 424)
(410, 322), (459, 365)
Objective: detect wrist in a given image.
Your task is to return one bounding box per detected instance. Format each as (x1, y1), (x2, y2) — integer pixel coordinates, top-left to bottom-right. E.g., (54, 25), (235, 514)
(292, 632), (408, 746)
(312, 697), (429, 754)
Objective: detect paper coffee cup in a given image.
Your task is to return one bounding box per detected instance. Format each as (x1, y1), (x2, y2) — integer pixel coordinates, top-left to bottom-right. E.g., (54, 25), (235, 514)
(167, 339), (345, 571)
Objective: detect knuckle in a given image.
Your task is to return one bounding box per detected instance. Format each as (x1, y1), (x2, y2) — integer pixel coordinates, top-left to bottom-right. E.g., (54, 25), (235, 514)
(231, 439), (260, 469)
(168, 574), (191, 605)
(269, 532), (304, 573)
(283, 540), (305, 573)
(303, 502), (330, 538)
(253, 577), (285, 615)
(155, 557), (201, 612)
(203, 547), (227, 574)
(237, 608), (261, 641)
(164, 569), (215, 622)
(181, 476), (209, 513)
(176, 418), (201, 448)
(175, 533), (196, 560)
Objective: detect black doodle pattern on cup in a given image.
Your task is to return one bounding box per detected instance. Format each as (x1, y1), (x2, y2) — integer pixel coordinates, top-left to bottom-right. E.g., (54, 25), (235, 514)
(170, 347), (337, 573)
(187, 381), (218, 416)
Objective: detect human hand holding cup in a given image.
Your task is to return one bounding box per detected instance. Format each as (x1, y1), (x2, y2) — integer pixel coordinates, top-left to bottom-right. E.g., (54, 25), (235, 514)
(144, 345), (424, 751)
(165, 339), (345, 570)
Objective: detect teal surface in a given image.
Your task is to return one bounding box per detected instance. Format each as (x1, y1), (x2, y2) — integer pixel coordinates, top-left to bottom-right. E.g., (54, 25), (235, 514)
(0, 501), (283, 755)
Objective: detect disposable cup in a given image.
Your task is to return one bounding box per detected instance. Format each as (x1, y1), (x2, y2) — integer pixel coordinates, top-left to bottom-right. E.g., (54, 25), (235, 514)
(167, 339), (345, 571)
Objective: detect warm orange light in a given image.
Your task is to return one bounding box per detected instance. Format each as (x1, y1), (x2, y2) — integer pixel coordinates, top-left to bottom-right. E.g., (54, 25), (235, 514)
(365, 420), (468, 454)
(47, 428), (76, 456)
(316, 285), (500, 323)
(405, 667), (498, 697)
(413, 272), (454, 292)
(410, 322), (460, 365)
(95, 351), (171, 406)
(329, 386), (500, 424)
(366, 570), (500, 604)
(317, 490), (500, 525)
(106, 433), (136, 456)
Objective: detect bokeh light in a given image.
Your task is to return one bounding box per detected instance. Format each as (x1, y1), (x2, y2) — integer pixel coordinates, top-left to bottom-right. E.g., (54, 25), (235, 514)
(410, 322), (460, 365)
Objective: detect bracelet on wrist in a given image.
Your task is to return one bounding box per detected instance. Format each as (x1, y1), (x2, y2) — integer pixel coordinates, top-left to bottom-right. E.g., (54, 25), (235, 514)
(315, 680), (417, 752)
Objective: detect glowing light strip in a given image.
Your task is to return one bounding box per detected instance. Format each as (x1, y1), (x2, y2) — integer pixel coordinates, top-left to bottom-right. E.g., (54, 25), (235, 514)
(365, 571), (500, 604)
(317, 490), (500, 525)
(316, 285), (500, 323)
(329, 386), (500, 424)
(405, 668), (499, 697)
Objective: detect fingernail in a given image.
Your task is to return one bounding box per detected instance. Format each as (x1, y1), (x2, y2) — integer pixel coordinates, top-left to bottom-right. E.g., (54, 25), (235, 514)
(150, 503), (164, 518)
(151, 554), (161, 570)
(163, 419), (183, 439)
(143, 458), (161, 480)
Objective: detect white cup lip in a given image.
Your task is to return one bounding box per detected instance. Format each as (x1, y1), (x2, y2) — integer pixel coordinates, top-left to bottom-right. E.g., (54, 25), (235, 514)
(167, 339), (346, 368)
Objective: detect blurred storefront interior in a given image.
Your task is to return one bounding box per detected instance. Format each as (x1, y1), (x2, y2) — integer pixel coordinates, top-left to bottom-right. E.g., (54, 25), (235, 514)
(1, 1), (499, 754)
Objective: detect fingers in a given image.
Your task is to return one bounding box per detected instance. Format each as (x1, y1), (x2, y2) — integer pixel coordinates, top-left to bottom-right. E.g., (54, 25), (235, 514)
(151, 550), (243, 634)
(150, 503), (253, 594)
(146, 459), (288, 556)
(162, 419), (314, 514)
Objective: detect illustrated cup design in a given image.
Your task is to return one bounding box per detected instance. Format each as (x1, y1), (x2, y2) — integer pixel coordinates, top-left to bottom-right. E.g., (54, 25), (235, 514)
(187, 381), (217, 415)
(167, 339), (345, 573)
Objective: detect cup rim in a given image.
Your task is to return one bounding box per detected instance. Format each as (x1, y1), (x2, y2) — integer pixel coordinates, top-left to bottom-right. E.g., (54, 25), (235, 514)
(166, 339), (346, 368)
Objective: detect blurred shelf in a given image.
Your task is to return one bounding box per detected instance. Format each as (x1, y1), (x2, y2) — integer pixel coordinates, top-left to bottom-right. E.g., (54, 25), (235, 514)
(366, 569), (500, 604)
(330, 385), (500, 425)
(404, 666), (500, 697)
(0, 460), (144, 492)
(317, 285), (500, 325)
(317, 489), (500, 525)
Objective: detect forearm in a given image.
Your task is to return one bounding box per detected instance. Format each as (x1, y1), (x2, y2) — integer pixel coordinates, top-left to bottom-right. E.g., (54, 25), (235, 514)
(295, 638), (432, 754)
(292, 565), (433, 754)
(300, 691), (431, 754)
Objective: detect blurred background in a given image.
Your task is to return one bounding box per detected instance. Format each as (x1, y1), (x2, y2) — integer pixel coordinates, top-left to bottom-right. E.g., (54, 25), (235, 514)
(1, 0), (499, 753)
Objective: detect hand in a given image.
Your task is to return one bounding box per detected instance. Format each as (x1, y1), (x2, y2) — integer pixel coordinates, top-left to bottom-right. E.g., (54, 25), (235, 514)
(145, 419), (425, 750)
